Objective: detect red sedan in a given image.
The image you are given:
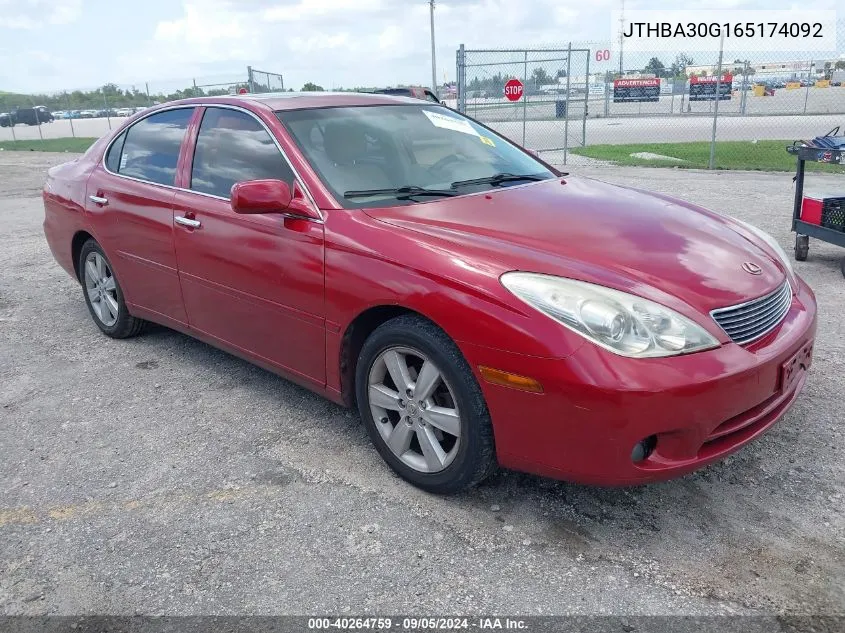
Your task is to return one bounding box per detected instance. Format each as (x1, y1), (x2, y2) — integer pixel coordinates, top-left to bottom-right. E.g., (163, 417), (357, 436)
(43, 93), (816, 493)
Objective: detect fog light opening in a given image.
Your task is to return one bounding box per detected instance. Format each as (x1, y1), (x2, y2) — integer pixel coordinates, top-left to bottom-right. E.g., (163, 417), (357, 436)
(631, 435), (657, 463)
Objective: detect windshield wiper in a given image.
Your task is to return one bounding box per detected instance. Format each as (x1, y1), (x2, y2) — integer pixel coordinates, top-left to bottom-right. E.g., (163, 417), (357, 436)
(344, 185), (458, 200)
(451, 173), (547, 189)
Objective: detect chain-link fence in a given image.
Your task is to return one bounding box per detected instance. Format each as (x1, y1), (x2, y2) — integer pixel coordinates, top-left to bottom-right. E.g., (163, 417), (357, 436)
(0, 67), (285, 144)
(456, 19), (845, 168)
(248, 67), (285, 94)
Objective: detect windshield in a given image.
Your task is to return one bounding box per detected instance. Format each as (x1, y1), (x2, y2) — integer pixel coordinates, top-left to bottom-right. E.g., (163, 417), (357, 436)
(277, 105), (554, 208)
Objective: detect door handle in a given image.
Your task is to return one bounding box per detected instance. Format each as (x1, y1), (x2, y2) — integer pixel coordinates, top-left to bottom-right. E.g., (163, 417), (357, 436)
(89, 195), (108, 205)
(175, 215), (201, 229)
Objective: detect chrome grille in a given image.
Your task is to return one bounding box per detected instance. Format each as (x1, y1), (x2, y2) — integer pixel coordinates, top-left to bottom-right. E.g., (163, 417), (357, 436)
(711, 282), (792, 345)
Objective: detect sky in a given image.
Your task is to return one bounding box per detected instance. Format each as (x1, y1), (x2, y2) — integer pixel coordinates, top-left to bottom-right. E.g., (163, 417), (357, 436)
(0, 0), (841, 94)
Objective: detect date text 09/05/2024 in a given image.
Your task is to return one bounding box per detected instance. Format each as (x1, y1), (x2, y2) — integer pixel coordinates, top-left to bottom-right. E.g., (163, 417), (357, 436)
(307, 617), (528, 630)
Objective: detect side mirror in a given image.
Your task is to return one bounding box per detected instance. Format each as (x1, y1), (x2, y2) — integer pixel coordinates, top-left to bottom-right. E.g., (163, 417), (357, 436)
(231, 179), (292, 215)
(230, 179), (321, 220)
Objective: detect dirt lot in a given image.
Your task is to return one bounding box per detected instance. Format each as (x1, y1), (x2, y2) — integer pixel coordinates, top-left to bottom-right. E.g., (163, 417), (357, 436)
(1, 152), (843, 616)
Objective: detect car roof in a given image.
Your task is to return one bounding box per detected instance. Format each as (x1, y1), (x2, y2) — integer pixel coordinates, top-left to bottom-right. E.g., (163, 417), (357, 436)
(167, 91), (425, 112)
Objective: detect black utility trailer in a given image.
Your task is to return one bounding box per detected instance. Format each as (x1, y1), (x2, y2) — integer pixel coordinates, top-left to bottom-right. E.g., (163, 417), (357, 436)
(787, 139), (845, 277)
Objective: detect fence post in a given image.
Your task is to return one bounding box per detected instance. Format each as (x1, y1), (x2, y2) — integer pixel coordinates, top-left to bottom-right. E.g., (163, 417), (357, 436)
(66, 92), (75, 138)
(563, 42), (572, 165)
(145, 82), (151, 106)
(104, 91), (112, 130)
(456, 45), (466, 113)
(708, 34), (725, 170)
(803, 61), (813, 114)
(582, 47), (589, 147)
(32, 98), (44, 142)
(247, 66), (255, 94)
(522, 51), (527, 147)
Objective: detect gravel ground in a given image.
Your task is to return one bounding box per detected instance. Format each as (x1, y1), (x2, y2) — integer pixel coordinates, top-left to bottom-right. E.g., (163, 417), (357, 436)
(1, 152), (843, 617)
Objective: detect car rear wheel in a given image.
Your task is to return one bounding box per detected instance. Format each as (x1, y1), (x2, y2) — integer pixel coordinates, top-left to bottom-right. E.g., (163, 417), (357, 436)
(355, 315), (496, 494)
(79, 239), (146, 338)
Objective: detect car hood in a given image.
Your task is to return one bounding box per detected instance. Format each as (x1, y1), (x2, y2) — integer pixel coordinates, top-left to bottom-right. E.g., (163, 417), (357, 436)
(362, 176), (788, 315)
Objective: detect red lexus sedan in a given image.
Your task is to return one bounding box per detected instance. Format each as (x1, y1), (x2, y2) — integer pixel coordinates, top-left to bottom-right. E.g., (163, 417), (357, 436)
(43, 93), (816, 493)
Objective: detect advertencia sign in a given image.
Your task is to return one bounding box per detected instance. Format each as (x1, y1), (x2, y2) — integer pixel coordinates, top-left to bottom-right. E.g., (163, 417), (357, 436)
(613, 78), (660, 103)
(689, 74), (733, 101)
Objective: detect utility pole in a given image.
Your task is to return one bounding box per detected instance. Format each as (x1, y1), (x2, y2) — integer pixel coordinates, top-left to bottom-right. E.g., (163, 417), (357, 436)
(429, 1), (437, 95)
(618, 0), (625, 76)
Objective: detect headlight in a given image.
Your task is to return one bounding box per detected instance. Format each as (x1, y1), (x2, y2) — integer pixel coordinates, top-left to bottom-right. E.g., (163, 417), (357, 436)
(733, 219), (794, 279)
(500, 273), (720, 358)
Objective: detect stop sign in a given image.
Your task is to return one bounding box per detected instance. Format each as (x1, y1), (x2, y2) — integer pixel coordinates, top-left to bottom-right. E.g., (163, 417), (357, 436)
(504, 79), (524, 101)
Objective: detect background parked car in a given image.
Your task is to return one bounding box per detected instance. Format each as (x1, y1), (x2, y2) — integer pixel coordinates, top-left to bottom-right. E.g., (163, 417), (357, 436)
(14, 106), (54, 125)
(0, 112), (13, 127)
(115, 108), (134, 117)
(79, 110), (97, 118)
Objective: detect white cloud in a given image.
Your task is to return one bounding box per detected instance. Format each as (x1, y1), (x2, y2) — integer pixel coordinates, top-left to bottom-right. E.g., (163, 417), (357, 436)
(0, 0), (81, 29)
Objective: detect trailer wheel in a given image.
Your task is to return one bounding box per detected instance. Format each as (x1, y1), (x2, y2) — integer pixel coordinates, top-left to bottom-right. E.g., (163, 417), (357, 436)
(795, 234), (809, 262)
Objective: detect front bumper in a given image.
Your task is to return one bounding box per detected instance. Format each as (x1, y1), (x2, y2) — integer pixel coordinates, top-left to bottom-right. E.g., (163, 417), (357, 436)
(461, 276), (817, 485)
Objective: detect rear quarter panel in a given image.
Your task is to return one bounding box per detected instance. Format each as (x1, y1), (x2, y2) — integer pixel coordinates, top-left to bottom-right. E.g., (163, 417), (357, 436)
(43, 151), (102, 279)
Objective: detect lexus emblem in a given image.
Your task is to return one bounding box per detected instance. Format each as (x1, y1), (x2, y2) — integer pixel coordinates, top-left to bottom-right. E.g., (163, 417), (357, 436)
(742, 262), (763, 275)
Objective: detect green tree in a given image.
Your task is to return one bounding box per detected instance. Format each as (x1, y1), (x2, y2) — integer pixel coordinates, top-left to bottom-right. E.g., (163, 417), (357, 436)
(669, 54), (694, 79)
(835, 60), (845, 70)
(555, 68), (567, 79)
(301, 82), (324, 92)
(531, 67), (550, 86)
(642, 56), (667, 78)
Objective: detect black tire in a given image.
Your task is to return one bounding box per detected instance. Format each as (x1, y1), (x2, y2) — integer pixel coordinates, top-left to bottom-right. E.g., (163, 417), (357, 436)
(78, 239), (146, 339)
(355, 314), (496, 494)
(795, 234), (809, 262)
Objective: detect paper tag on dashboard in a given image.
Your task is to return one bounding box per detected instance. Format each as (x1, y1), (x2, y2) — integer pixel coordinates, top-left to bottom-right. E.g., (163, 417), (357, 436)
(422, 110), (479, 137)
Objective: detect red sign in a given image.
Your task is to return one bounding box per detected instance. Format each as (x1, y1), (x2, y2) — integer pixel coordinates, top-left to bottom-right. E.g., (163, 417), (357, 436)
(690, 74), (733, 84)
(504, 79), (524, 102)
(238, 87), (248, 94)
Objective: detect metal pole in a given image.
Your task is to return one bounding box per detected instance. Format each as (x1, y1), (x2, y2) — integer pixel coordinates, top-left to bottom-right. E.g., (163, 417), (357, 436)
(247, 66), (255, 94)
(803, 61), (813, 114)
(522, 51), (527, 147)
(145, 82), (151, 107)
(618, 0), (625, 76)
(33, 99), (44, 141)
(104, 92), (112, 131)
(457, 44), (466, 113)
(564, 42), (572, 164)
(708, 34), (725, 170)
(429, 1), (437, 95)
(582, 50), (589, 146)
(66, 92), (75, 138)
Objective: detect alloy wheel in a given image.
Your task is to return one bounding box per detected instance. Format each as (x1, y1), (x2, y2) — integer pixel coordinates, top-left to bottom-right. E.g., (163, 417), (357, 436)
(367, 346), (461, 473)
(83, 252), (119, 327)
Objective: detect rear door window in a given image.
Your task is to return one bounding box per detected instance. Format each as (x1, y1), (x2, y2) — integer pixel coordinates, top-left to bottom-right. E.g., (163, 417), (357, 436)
(118, 108), (194, 186)
(105, 131), (126, 173)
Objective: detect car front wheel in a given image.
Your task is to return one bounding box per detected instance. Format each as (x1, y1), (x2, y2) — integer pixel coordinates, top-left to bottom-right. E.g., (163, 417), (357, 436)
(355, 315), (496, 494)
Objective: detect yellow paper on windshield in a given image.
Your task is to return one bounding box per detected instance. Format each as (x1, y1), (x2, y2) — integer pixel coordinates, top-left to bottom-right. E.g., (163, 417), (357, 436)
(479, 135), (495, 147)
(423, 110), (479, 137)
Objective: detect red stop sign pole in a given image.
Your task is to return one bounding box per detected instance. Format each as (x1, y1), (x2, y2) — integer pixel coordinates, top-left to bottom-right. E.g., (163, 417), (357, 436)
(504, 79), (524, 102)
